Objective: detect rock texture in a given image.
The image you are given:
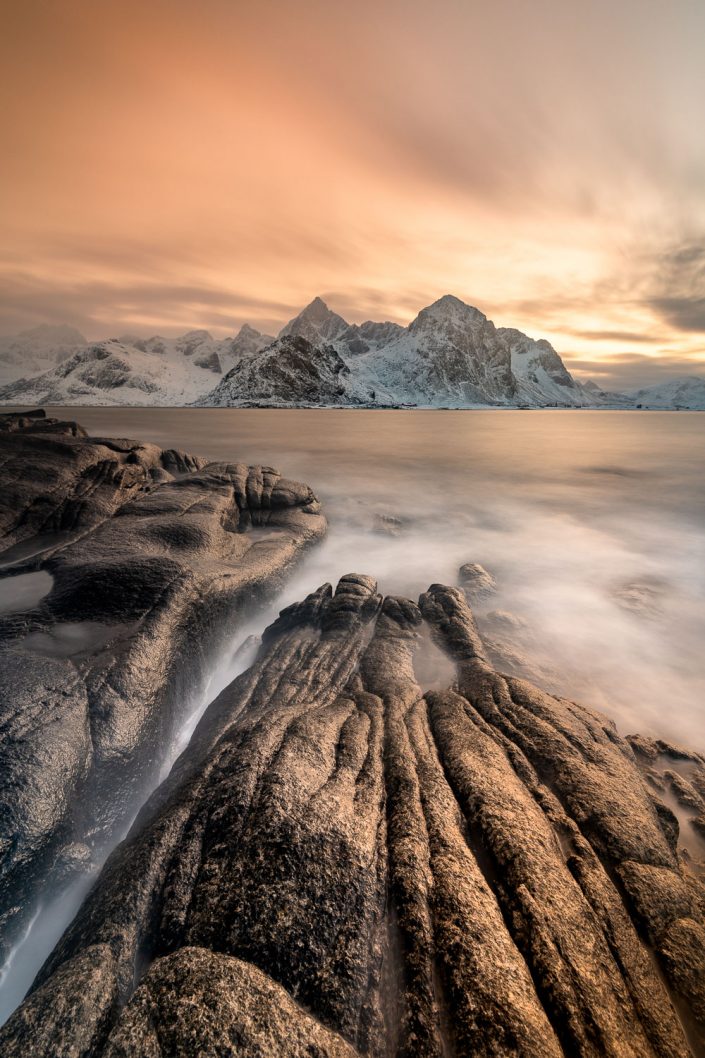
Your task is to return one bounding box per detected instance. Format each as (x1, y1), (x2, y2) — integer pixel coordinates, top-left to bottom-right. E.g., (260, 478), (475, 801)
(0, 409), (326, 963)
(201, 334), (367, 407)
(3, 572), (703, 1057)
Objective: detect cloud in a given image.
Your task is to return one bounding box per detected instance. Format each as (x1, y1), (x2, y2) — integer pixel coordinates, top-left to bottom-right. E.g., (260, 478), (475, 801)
(0, 271), (298, 339)
(1, 0), (705, 376)
(567, 352), (705, 391)
(638, 240), (705, 334)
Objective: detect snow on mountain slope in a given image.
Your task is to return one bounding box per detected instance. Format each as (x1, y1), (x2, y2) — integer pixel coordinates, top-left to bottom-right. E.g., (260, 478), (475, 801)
(352, 295), (518, 406)
(629, 376), (705, 410)
(0, 338), (228, 406)
(196, 294), (592, 409)
(280, 298), (404, 357)
(5, 295), (691, 410)
(0, 325), (87, 383)
(279, 297), (350, 345)
(196, 335), (375, 407)
(500, 328), (589, 407)
(221, 324), (274, 367)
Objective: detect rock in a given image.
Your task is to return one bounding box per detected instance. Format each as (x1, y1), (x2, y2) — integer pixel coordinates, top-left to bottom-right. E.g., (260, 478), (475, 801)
(0, 410), (326, 962)
(371, 513), (404, 536)
(458, 562), (497, 599)
(102, 948), (359, 1058)
(199, 335), (361, 407)
(193, 350), (222, 373)
(3, 575), (702, 1057)
(0, 410), (205, 558)
(477, 607), (563, 690)
(612, 577), (670, 618)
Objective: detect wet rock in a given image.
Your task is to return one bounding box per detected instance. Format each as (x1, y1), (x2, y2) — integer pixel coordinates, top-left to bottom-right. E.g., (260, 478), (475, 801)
(371, 513), (404, 536)
(611, 577), (670, 618)
(458, 561), (497, 599)
(0, 408), (205, 557)
(0, 410), (326, 962)
(3, 576), (703, 1057)
(477, 607), (562, 690)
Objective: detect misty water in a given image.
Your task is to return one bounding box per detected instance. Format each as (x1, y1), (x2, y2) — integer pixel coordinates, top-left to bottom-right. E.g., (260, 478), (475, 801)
(1, 406), (704, 1023)
(46, 405), (705, 749)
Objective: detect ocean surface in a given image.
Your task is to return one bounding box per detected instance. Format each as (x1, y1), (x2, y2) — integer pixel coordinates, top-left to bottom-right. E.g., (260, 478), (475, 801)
(1, 406), (703, 1022)
(45, 406), (705, 751)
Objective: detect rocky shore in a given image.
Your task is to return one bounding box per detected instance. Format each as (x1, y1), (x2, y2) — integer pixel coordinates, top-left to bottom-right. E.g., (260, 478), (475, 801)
(1, 562), (703, 1056)
(0, 409), (326, 965)
(1, 409), (704, 1057)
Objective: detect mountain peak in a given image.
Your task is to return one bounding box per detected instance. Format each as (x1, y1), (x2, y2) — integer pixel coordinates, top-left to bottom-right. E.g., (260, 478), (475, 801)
(410, 295), (487, 333)
(279, 297), (349, 343)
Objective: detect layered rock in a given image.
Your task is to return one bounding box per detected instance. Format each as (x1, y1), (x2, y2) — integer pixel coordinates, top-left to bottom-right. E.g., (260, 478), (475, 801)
(200, 334), (374, 407)
(3, 572), (703, 1057)
(0, 410), (326, 963)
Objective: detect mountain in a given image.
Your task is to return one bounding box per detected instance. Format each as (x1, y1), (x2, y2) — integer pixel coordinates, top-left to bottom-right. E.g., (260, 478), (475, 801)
(0, 338), (226, 406)
(629, 376), (705, 410)
(226, 323), (274, 362)
(499, 327), (586, 406)
(199, 335), (372, 407)
(199, 294), (590, 408)
(0, 322), (282, 404)
(5, 296), (698, 410)
(0, 324), (87, 382)
(279, 296), (350, 346)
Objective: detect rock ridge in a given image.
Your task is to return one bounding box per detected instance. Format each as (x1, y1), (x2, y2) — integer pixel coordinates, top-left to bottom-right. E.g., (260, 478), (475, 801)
(2, 573), (703, 1057)
(0, 409), (326, 965)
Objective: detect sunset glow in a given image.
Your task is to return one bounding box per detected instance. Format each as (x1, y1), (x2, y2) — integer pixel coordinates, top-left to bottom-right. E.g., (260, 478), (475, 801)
(2, 0), (704, 386)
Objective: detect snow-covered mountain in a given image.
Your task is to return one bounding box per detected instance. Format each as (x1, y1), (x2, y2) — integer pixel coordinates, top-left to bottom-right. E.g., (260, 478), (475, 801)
(0, 324), (274, 406)
(200, 295), (591, 408)
(0, 324), (88, 382)
(2, 296), (702, 409)
(198, 335), (371, 407)
(628, 377), (705, 410)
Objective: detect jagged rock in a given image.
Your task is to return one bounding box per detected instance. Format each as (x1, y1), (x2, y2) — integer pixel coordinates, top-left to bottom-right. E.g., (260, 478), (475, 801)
(3, 576), (703, 1057)
(199, 334), (362, 407)
(0, 411), (326, 962)
(193, 350), (222, 373)
(458, 561), (497, 598)
(0, 407), (205, 557)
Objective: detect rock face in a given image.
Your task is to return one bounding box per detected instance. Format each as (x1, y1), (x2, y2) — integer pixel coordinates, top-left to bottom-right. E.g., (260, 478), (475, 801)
(201, 334), (373, 407)
(0, 409), (326, 964)
(3, 571), (703, 1057)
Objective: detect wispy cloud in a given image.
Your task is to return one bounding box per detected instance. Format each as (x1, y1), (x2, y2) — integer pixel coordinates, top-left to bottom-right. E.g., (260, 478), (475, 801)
(1, 0), (704, 385)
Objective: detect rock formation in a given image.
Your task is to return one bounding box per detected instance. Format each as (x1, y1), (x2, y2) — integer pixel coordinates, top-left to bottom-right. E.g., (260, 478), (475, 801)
(0, 409), (326, 964)
(3, 570), (703, 1057)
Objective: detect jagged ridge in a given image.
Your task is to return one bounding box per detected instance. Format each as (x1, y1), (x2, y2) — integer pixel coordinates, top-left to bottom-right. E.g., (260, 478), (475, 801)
(3, 571), (704, 1057)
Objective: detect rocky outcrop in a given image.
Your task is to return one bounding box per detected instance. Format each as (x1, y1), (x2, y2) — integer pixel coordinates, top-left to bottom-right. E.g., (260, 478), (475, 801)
(458, 561), (497, 598)
(0, 409), (205, 558)
(0, 410), (326, 964)
(3, 573), (703, 1057)
(199, 334), (372, 407)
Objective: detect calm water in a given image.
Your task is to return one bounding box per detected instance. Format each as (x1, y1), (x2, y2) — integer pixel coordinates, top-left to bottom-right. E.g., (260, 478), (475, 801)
(0, 406), (703, 1022)
(47, 406), (705, 749)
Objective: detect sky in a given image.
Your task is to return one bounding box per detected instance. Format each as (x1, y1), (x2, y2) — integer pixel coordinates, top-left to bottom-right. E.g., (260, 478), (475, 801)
(1, 0), (704, 388)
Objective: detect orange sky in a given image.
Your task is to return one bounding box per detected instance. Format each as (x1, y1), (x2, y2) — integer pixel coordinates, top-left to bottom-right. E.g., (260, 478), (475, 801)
(1, 0), (704, 387)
